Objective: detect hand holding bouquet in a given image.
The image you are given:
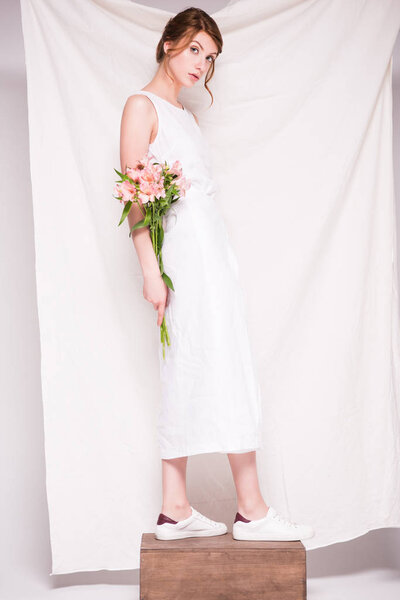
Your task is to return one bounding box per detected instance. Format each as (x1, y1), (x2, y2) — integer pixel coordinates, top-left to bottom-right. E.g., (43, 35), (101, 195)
(113, 151), (190, 359)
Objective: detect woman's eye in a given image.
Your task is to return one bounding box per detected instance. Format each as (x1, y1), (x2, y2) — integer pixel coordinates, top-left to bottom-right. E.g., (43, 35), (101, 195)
(190, 46), (214, 63)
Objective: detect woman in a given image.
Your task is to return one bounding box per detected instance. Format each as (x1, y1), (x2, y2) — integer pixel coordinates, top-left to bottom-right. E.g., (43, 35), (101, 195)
(120, 7), (314, 542)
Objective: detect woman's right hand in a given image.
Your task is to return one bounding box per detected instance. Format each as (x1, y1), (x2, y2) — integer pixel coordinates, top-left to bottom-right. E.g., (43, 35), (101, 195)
(143, 274), (169, 327)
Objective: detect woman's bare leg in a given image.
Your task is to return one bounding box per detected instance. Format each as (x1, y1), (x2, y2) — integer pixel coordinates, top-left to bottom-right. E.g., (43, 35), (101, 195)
(227, 451), (270, 520)
(161, 456), (192, 521)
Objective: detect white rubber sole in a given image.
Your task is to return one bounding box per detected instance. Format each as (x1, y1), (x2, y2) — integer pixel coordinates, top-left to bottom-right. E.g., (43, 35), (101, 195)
(232, 527), (314, 541)
(155, 526), (228, 540)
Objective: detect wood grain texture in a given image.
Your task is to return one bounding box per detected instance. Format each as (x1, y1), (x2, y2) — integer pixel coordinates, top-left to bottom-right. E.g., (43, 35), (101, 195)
(140, 533), (307, 600)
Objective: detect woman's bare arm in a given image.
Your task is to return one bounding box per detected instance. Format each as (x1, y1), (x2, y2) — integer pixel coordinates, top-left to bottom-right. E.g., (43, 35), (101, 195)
(120, 95), (169, 325)
(120, 95), (160, 277)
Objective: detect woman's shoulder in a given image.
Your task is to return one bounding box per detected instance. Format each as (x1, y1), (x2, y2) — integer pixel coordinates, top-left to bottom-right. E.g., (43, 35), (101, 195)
(124, 92), (156, 113)
(122, 93), (159, 131)
(120, 93), (158, 143)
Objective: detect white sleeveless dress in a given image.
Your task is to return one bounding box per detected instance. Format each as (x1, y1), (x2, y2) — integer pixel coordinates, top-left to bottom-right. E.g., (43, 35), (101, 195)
(133, 90), (263, 459)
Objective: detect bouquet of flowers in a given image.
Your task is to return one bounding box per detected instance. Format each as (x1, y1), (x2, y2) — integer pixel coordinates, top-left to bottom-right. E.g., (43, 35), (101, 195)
(113, 151), (190, 359)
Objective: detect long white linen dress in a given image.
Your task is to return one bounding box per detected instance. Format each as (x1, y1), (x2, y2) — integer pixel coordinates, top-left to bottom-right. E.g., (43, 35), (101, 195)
(133, 90), (263, 459)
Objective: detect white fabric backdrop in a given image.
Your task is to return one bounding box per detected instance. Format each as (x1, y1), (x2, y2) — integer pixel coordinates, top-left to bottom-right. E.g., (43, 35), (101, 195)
(20, 0), (400, 574)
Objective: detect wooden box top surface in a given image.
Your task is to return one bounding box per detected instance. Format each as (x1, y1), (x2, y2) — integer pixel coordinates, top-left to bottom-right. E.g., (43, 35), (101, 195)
(141, 533), (305, 551)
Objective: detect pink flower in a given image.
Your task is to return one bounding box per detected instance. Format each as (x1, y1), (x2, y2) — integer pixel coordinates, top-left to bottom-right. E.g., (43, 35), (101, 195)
(174, 175), (191, 197)
(125, 167), (141, 183)
(142, 151), (157, 167)
(139, 192), (152, 204)
(169, 160), (183, 177)
(117, 179), (136, 203)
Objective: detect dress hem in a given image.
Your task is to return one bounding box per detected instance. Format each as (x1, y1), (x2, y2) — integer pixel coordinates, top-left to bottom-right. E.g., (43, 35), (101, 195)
(159, 440), (264, 460)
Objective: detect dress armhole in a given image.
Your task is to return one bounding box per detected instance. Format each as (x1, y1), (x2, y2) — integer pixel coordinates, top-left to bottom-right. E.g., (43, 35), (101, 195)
(191, 111), (200, 128)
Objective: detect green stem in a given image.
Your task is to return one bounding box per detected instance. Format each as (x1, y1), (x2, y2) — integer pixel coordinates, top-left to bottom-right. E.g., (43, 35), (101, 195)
(147, 204), (171, 360)
(134, 198), (146, 218)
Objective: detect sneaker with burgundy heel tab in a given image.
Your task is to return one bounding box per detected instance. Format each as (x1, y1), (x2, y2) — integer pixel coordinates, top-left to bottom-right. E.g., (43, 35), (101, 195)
(155, 505), (228, 540)
(232, 505), (315, 541)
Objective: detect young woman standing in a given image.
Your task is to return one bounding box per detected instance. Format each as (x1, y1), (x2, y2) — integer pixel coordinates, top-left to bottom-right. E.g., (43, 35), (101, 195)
(120, 7), (314, 542)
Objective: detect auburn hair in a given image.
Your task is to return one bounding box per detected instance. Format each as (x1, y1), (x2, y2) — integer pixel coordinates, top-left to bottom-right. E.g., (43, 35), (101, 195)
(156, 7), (223, 106)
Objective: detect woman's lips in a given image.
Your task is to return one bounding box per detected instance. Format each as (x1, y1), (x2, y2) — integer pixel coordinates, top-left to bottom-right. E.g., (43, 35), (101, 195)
(189, 73), (199, 80)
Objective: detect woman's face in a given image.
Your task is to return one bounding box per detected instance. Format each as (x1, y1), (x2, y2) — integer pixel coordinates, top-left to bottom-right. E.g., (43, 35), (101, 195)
(164, 30), (219, 88)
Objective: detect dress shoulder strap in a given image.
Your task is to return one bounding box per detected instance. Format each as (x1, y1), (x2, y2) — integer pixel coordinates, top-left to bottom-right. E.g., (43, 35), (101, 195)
(132, 90), (158, 105)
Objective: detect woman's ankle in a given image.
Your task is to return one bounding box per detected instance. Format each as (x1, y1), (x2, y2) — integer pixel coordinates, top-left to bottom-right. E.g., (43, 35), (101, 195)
(161, 501), (192, 521)
(237, 500), (269, 520)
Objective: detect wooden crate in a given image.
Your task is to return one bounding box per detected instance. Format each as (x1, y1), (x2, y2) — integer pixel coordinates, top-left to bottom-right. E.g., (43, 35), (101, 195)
(140, 532), (306, 600)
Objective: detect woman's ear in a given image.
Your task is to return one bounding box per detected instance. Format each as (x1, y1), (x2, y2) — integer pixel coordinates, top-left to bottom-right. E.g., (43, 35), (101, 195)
(163, 41), (171, 55)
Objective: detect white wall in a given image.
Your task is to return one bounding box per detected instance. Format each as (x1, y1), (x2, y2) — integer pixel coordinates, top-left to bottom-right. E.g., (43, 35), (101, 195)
(1, 1), (399, 598)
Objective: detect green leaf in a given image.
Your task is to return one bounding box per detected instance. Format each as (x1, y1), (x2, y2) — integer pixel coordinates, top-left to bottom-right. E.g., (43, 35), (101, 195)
(162, 271), (174, 291)
(118, 200), (132, 225)
(130, 218), (146, 232)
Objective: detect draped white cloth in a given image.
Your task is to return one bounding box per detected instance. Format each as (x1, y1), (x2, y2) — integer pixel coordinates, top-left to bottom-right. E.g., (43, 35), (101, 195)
(20, 0), (400, 575)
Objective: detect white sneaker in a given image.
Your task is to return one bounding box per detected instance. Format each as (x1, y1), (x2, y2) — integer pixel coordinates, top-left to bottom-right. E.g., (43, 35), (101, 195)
(232, 506), (315, 541)
(155, 506), (228, 540)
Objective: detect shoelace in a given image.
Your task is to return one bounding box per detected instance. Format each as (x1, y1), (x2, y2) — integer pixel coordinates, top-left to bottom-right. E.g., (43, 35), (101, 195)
(272, 513), (299, 528)
(195, 511), (220, 527)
